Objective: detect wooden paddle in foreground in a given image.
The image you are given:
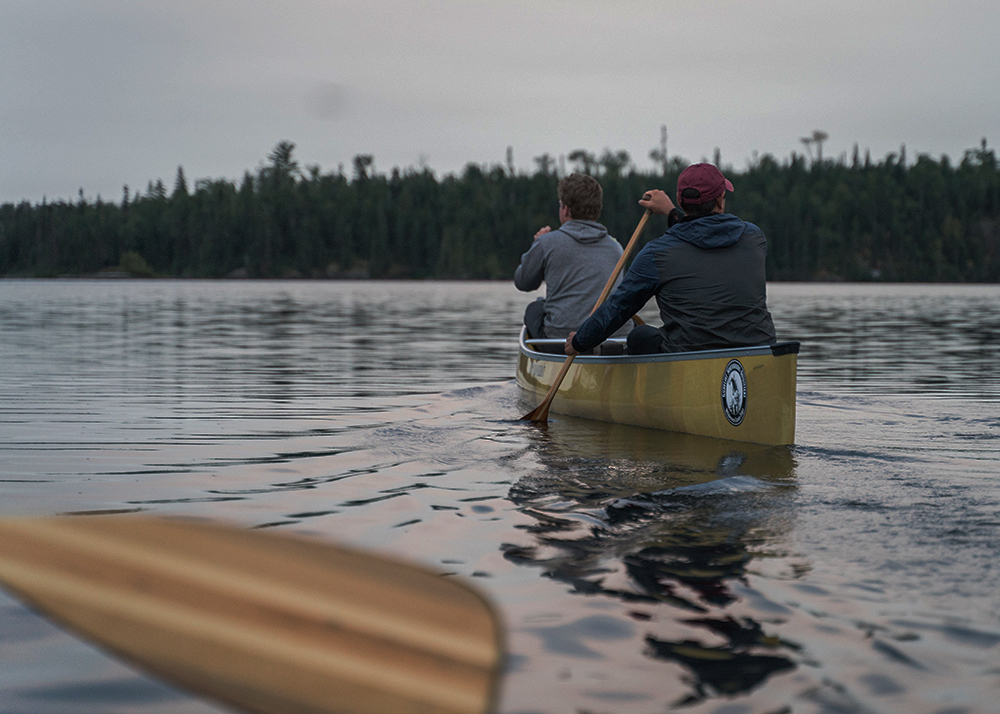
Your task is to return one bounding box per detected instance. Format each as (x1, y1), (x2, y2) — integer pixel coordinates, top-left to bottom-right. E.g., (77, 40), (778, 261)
(0, 514), (504, 714)
(520, 209), (651, 423)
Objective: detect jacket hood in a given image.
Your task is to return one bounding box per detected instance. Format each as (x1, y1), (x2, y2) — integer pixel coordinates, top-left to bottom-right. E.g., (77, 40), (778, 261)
(670, 213), (750, 249)
(557, 219), (609, 244)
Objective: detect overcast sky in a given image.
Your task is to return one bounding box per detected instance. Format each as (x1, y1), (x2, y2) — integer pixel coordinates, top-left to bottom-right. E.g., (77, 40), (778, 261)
(2, 0), (997, 203)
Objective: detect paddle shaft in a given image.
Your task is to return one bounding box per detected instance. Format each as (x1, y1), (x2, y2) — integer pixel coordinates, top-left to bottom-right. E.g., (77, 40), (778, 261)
(521, 209), (651, 422)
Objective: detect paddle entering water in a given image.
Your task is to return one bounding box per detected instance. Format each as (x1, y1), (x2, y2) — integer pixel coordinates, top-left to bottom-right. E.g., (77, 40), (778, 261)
(520, 209), (651, 423)
(0, 514), (504, 714)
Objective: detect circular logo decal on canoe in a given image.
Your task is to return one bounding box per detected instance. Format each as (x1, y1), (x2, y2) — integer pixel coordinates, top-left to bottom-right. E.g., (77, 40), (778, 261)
(721, 360), (747, 426)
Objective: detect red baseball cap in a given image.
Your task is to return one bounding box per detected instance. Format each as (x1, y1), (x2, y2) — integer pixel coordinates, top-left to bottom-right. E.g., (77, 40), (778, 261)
(676, 163), (734, 204)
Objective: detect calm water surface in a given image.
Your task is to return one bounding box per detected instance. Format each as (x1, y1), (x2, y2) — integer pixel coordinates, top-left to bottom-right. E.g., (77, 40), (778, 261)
(0, 280), (998, 714)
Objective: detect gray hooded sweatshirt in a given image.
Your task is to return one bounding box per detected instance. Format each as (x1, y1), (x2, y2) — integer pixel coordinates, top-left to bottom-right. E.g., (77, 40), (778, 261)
(514, 219), (630, 339)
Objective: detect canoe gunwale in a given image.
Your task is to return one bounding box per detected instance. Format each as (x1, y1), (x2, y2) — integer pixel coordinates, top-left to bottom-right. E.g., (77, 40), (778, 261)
(518, 329), (799, 366)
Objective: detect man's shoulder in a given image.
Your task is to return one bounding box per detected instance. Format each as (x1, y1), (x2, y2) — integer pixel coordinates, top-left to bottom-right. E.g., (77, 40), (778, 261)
(543, 227), (620, 248)
(534, 228), (573, 248)
(553, 220), (617, 246)
(644, 229), (688, 251)
(662, 213), (767, 250)
(717, 214), (765, 237)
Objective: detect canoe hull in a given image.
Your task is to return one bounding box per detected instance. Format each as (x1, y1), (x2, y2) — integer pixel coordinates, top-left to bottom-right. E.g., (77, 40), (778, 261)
(516, 336), (797, 446)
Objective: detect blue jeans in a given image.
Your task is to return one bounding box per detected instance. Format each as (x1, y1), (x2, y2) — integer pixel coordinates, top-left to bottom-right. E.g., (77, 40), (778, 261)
(523, 298), (546, 339)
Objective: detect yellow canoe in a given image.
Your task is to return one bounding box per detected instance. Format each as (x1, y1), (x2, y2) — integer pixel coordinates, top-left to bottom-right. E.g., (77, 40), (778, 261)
(516, 330), (798, 446)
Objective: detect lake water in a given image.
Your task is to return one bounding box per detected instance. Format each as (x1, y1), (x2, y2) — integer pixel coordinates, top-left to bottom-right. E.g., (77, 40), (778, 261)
(1, 279), (998, 714)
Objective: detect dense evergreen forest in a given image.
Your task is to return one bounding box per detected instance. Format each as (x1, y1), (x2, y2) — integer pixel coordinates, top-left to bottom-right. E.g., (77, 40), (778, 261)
(1, 139), (998, 282)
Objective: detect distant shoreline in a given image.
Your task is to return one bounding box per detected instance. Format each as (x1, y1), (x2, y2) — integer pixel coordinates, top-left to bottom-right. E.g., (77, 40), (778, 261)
(3, 141), (997, 283)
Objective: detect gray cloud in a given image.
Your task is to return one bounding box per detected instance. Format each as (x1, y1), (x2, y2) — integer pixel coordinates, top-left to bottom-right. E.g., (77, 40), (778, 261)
(1, 0), (998, 203)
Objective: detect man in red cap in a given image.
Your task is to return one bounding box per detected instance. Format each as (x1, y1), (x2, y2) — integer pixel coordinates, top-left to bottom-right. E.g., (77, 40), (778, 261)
(565, 162), (776, 355)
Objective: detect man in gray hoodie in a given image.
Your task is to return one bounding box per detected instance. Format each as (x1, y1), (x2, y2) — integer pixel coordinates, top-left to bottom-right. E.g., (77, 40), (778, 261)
(514, 173), (631, 340)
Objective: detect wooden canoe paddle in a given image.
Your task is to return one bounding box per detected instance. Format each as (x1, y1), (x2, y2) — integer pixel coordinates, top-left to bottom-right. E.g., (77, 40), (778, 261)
(520, 209), (651, 423)
(0, 514), (504, 714)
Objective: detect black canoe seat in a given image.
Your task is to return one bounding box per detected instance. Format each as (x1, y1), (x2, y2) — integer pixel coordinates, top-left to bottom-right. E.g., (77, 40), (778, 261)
(770, 341), (800, 356)
(524, 338), (627, 356)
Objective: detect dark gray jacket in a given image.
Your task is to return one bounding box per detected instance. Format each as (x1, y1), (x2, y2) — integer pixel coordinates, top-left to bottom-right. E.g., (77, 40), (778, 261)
(572, 213), (776, 352)
(514, 220), (630, 339)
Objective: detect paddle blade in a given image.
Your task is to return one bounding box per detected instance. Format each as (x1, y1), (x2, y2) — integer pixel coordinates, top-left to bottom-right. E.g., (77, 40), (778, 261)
(519, 354), (575, 423)
(0, 515), (504, 714)
(519, 400), (552, 423)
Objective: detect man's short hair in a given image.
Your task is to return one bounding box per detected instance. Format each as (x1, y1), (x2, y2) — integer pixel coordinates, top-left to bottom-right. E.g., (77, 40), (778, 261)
(557, 173), (603, 221)
(679, 188), (719, 217)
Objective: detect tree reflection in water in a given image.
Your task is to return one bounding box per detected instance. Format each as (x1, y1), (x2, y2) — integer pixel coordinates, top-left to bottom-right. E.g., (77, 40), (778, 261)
(505, 416), (802, 705)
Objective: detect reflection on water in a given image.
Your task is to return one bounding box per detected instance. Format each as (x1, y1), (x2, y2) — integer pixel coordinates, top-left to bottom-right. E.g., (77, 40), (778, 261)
(505, 420), (800, 705)
(1, 280), (999, 713)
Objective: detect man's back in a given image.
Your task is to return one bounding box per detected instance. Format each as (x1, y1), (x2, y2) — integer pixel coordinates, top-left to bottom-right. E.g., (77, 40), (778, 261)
(648, 214), (775, 351)
(566, 164), (776, 357)
(514, 219), (627, 339)
(570, 213), (775, 353)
